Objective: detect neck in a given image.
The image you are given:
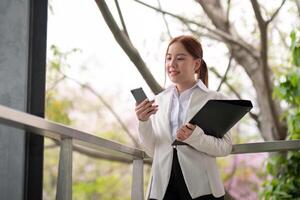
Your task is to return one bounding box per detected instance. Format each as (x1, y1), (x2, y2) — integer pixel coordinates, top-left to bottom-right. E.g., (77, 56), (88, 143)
(176, 80), (197, 94)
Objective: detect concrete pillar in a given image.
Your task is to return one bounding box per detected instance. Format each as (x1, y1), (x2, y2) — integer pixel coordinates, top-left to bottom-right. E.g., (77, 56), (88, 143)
(0, 0), (47, 199)
(0, 0), (30, 199)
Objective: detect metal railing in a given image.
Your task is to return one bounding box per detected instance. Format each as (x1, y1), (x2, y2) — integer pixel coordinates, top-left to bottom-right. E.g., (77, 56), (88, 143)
(0, 104), (299, 200)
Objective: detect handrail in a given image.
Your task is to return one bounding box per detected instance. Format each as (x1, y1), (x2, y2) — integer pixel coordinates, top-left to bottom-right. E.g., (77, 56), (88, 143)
(0, 104), (145, 160)
(232, 140), (300, 154)
(1, 104), (300, 157)
(1, 104), (300, 200)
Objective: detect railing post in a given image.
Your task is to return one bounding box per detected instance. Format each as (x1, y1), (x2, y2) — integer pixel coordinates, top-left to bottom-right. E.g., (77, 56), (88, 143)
(56, 138), (73, 200)
(131, 159), (144, 200)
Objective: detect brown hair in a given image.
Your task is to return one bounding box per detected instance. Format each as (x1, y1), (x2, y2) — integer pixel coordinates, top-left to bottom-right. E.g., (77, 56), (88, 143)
(166, 35), (208, 87)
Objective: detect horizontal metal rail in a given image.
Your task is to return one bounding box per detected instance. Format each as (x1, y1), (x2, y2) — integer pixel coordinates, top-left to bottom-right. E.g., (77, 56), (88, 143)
(231, 140), (300, 154)
(0, 104), (145, 160)
(0, 104), (300, 157)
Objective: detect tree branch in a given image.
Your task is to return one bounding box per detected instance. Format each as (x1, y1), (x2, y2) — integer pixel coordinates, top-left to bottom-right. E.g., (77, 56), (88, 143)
(209, 67), (241, 99)
(266, 0), (287, 25)
(114, 0), (130, 39)
(61, 72), (141, 148)
(184, 21), (223, 42)
(48, 67), (140, 147)
(217, 54), (233, 91)
(133, 0), (259, 59)
(95, 0), (163, 94)
(157, 0), (172, 39)
(296, 0), (300, 18)
(226, 0), (231, 26)
(250, 0), (284, 139)
(250, 0), (266, 30)
(46, 74), (66, 94)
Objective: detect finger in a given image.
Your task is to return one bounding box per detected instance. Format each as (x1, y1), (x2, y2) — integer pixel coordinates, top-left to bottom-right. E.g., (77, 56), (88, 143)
(136, 102), (156, 115)
(140, 105), (157, 117)
(177, 134), (185, 141)
(147, 104), (158, 112)
(135, 99), (152, 110)
(176, 133), (182, 141)
(181, 126), (191, 134)
(186, 123), (196, 130)
(135, 100), (148, 110)
(179, 131), (188, 140)
(145, 100), (155, 109)
(176, 130), (184, 140)
(185, 124), (193, 131)
(137, 100), (155, 112)
(145, 108), (158, 117)
(179, 128), (192, 140)
(139, 107), (158, 120)
(135, 106), (147, 116)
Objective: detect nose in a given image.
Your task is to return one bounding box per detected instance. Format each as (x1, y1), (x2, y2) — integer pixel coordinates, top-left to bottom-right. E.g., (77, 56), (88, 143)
(167, 58), (177, 69)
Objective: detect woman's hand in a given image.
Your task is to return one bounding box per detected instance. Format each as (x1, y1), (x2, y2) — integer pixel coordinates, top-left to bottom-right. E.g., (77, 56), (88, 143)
(135, 99), (158, 121)
(176, 123), (196, 141)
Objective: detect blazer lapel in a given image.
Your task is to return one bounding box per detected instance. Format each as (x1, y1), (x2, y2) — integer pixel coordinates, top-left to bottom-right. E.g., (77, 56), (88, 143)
(185, 89), (212, 123)
(157, 89), (173, 142)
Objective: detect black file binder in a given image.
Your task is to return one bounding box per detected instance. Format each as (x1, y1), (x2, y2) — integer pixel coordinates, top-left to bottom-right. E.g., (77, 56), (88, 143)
(172, 99), (253, 146)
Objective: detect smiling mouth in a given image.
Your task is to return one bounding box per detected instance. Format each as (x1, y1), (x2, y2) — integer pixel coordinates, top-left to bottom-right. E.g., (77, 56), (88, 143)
(169, 71), (179, 76)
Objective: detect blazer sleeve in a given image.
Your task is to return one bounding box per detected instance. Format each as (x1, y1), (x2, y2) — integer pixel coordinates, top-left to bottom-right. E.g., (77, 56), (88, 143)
(138, 119), (156, 157)
(183, 126), (232, 157)
(183, 91), (232, 156)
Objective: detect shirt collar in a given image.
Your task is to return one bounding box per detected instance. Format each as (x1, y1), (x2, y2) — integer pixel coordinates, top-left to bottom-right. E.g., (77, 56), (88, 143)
(165, 80), (209, 94)
(196, 80), (209, 93)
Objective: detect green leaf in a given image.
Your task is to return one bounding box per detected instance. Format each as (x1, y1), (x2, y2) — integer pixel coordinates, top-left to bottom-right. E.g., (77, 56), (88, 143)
(290, 31), (296, 50)
(289, 73), (298, 87)
(293, 48), (300, 67)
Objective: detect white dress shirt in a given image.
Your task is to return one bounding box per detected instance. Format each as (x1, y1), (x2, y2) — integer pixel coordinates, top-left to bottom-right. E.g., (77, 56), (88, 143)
(170, 82), (199, 139)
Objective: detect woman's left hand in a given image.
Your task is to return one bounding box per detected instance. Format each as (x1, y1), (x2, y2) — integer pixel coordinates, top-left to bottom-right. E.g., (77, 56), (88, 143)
(176, 123), (196, 141)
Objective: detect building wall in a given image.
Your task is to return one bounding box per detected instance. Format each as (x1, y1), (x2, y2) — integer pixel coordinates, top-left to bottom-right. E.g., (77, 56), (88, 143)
(0, 0), (30, 199)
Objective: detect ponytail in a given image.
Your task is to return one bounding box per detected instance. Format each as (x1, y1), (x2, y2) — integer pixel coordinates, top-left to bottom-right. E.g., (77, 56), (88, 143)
(198, 59), (208, 88)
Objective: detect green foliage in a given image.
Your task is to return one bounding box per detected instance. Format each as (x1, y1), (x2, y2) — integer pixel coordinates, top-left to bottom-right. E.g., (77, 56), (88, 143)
(46, 45), (76, 124)
(49, 45), (81, 71)
(290, 31), (300, 67)
(261, 29), (300, 199)
(273, 68), (300, 106)
(46, 91), (73, 125)
(73, 175), (130, 200)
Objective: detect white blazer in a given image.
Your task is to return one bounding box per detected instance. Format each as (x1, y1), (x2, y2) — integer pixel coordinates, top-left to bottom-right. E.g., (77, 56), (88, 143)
(138, 84), (232, 200)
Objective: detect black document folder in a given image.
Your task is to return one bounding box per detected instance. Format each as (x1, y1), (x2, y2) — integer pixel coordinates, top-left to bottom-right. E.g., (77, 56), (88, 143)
(172, 99), (253, 146)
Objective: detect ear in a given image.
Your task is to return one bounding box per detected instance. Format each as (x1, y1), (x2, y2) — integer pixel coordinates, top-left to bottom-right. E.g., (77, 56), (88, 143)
(194, 58), (201, 73)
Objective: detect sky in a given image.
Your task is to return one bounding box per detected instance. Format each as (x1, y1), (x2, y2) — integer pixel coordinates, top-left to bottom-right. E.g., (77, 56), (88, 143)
(46, 0), (297, 140)
(47, 0), (231, 95)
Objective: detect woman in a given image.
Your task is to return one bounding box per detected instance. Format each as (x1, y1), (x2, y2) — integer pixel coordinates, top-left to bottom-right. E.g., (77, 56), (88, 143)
(135, 35), (232, 200)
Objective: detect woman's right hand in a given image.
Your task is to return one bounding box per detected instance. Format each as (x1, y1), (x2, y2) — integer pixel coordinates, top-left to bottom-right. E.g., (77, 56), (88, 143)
(135, 99), (158, 121)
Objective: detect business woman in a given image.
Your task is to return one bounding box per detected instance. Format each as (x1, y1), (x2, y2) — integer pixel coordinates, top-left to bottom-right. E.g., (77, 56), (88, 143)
(135, 35), (232, 200)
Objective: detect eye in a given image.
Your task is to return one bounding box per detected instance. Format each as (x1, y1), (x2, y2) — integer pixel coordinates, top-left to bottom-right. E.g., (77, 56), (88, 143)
(166, 56), (172, 61)
(177, 57), (185, 60)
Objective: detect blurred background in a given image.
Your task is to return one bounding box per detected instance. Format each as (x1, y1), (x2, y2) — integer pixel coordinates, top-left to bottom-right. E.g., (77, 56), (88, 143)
(44, 0), (300, 199)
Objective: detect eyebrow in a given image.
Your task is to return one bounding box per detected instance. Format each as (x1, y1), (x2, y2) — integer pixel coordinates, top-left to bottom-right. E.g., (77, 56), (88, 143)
(166, 53), (188, 56)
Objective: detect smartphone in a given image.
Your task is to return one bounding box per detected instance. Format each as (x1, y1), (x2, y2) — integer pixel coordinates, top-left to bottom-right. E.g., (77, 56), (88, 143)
(130, 87), (148, 104)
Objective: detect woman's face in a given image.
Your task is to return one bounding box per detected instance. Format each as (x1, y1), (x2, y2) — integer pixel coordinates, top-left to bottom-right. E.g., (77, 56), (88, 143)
(166, 42), (200, 86)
